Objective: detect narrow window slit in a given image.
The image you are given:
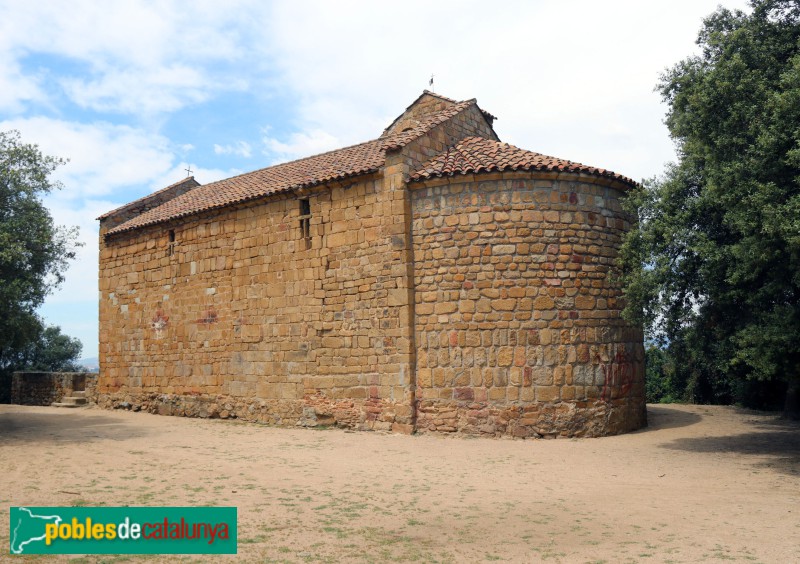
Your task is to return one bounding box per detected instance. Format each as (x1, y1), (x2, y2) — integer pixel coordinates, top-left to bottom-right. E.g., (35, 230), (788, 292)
(299, 198), (311, 249)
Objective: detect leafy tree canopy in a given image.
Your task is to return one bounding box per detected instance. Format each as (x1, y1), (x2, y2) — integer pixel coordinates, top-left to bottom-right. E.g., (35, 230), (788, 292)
(620, 0), (800, 411)
(0, 129), (81, 376)
(3, 322), (83, 373)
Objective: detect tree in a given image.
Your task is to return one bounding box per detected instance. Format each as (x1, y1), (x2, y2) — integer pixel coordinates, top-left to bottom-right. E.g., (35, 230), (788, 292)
(3, 322), (83, 373)
(22, 324), (83, 372)
(0, 130), (81, 381)
(620, 0), (800, 415)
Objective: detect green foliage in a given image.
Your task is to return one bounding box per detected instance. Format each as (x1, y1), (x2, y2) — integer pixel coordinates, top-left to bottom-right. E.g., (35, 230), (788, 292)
(0, 130), (82, 391)
(21, 324), (83, 372)
(0, 130), (78, 326)
(0, 321), (83, 374)
(644, 345), (678, 403)
(621, 1), (800, 410)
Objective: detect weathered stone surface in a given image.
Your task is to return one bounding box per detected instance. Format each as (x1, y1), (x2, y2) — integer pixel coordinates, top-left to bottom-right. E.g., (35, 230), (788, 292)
(11, 372), (98, 406)
(97, 94), (645, 439)
(411, 176), (646, 437)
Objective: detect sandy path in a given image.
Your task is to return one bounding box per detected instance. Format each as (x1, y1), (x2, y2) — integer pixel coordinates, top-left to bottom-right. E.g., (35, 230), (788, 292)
(0, 403), (797, 563)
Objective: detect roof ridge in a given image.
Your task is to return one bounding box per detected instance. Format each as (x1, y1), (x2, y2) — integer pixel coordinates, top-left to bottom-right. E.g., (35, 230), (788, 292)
(420, 89), (461, 104)
(102, 137), (385, 224)
(380, 90), (467, 138)
(207, 137), (383, 187)
(381, 99), (476, 151)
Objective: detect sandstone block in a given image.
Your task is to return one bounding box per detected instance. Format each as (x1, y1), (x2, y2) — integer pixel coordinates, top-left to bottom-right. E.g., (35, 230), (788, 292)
(535, 386), (560, 402)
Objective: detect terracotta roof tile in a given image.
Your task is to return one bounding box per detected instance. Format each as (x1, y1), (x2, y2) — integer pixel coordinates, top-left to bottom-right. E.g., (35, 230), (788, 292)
(106, 138), (387, 236)
(103, 99), (629, 237)
(105, 100), (481, 236)
(97, 176), (200, 220)
(409, 137), (636, 187)
(379, 99), (475, 150)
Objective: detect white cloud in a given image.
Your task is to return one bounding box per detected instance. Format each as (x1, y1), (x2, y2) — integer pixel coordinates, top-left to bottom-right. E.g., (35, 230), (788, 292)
(61, 65), (215, 114)
(0, 117), (174, 198)
(214, 141), (252, 158)
(41, 197), (105, 304)
(150, 162), (242, 193)
(0, 54), (46, 113)
(263, 129), (342, 164)
(0, 0), (268, 115)
(258, 0), (752, 181)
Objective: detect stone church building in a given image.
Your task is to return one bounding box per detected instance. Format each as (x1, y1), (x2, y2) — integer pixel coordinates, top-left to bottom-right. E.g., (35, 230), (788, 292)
(98, 91), (646, 437)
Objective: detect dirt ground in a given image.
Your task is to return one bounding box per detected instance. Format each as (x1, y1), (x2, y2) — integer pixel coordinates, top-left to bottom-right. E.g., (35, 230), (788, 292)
(0, 403), (798, 563)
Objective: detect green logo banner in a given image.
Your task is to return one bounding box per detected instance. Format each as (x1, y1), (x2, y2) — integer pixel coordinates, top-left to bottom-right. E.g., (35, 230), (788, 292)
(9, 507), (237, 554)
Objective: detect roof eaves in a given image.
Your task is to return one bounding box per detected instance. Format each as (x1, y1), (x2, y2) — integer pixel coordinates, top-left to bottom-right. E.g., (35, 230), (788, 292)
(412, 164), (638, 188)
(97, 176), (200, 220)
(408, 138), (637, 188)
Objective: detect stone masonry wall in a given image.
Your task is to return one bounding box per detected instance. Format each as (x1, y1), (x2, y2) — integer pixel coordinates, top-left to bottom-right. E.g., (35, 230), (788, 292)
(99, 172), (415, 432)
(97, 100), (645, 438)
(384, 94), (455, 136)
(410, 172), (646, 438)
(398, 105), (498, 172)
(11, 372), (97, 406)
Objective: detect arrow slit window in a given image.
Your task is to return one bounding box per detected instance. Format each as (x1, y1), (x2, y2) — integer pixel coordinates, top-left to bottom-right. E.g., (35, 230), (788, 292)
(299, 198), (311, 249)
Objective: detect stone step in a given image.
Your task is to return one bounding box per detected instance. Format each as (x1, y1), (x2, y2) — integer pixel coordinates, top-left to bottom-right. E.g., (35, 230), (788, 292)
(71, 391), (86, 398)
(52, 396), (88, 408)
(63, 396), (87, 405)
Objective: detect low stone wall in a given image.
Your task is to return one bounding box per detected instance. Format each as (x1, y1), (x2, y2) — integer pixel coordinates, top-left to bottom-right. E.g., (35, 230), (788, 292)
(11, 372), (98, 406)
(85, 372), (98, 402)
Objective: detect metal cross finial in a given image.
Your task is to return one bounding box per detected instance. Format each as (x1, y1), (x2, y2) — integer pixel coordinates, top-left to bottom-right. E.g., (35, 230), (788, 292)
(429, 74), (434, 92)
(185, 165), (193, 177)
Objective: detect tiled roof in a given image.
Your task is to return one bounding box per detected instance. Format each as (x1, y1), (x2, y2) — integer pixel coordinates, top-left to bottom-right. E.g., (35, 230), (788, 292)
(379, 99), (475, 149)
(97, 176), (199, 220)
(409, 137), (636, 187)
(105, 100), (481, 236)
(105, 139), (386, 235)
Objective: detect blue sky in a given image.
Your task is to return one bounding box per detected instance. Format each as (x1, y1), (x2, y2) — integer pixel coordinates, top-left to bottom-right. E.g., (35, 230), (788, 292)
(0, 0), (749, 359)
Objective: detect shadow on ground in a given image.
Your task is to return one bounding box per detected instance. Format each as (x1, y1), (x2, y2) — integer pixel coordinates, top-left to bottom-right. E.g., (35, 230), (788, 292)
(638, 404), (703, 432)
(0, 408), (149, 445)
(661, 413), (800, 476)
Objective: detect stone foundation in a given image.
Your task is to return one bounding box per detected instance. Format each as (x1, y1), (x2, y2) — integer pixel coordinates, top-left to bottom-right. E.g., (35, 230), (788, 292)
(416, 398), (645, 438)
(95, 391), (411, 432)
